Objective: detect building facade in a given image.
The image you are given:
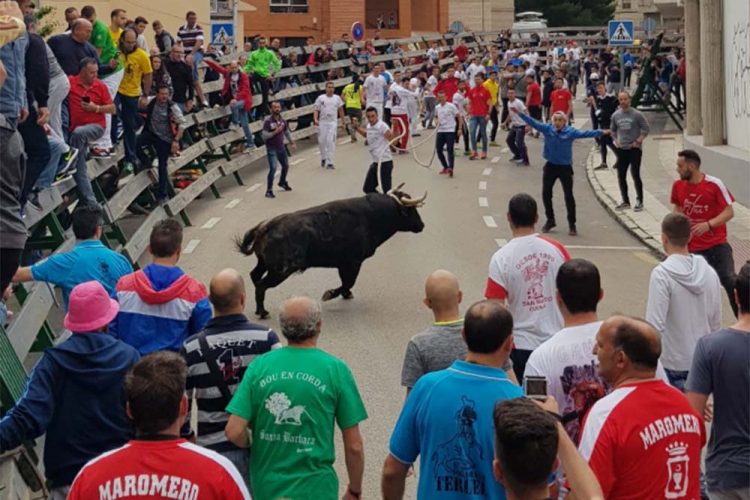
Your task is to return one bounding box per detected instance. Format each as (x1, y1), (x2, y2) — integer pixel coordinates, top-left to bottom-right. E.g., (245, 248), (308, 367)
(614, 0), (683, 31)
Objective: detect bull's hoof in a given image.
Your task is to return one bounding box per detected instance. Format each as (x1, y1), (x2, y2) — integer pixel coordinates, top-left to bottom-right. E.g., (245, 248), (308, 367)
(321, 289), (339, 301)
(341, 291), (354, 300)
(256, 310), (270, 319)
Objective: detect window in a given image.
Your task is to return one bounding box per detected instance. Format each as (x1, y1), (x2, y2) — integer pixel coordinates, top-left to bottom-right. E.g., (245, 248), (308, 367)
(270, 0), (308, 13)
(621, 0), (632, 9)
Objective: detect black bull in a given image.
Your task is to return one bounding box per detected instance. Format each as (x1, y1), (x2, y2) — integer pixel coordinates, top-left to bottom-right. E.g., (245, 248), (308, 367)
(236, 189), (427, 319)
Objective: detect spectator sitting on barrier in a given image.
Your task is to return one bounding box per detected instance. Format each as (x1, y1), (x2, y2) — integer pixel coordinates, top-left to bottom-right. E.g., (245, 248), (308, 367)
(12, 204), (133, 310)
(67, 56), (116, 207)
(47, 18), (98, 77)
(244, 36), (280, 115)
(204, 57), (255, 153)
(164, 43), (195, 114)
(110, 218), (211, 355)
(0, 280), (140, 499)
(152, 19), (173, 56)
(135, 84), (186, 203)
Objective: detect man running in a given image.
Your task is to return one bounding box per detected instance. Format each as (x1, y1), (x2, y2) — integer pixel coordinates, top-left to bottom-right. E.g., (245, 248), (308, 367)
(314, 81), (344, 169)
(354, 106), (396, 194)
(363, 64), (388, 120)
(513, 109), (609, 236)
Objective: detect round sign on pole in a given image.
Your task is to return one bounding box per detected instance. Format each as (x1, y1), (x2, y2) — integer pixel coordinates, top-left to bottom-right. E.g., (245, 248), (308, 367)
(351, 22), (364, 42)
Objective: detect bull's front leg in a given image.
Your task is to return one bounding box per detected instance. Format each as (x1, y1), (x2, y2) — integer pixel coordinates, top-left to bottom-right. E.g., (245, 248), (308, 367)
(322, 261), (362, 301)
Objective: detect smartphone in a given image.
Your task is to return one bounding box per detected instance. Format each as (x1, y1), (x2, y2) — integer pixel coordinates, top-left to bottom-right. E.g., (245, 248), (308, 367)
(82, 96), (91, 103)
(523, 376), (548, 400)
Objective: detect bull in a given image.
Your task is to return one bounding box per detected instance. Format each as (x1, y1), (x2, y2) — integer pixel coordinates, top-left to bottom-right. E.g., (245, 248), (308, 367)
(236, 185), (427, 319)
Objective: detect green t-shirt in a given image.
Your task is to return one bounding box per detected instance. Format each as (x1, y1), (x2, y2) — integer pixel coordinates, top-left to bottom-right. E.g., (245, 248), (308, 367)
(227, 347), (367, 500)
(90, 19), (122, 72)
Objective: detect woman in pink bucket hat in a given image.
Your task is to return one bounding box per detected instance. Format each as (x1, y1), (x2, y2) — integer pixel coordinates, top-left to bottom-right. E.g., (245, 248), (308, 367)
(0, 281), (140, 498)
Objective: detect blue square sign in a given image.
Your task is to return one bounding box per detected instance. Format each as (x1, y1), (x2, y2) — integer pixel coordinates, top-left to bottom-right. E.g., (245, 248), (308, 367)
(608, 20), (634, 46)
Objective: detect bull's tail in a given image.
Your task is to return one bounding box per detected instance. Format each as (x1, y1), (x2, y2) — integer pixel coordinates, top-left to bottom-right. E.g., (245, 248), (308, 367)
(235, 225), (261, 255)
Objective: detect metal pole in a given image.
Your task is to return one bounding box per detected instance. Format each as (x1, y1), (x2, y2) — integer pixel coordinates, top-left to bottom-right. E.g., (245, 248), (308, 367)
(233, 0), (239, 49)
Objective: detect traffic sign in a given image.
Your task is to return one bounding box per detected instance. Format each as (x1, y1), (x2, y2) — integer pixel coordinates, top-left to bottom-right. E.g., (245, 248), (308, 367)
(641, 17), (657, 36)
(211, 23), (234, 46)
(351, 22), (364, 42)
(608, 20), (634, 46)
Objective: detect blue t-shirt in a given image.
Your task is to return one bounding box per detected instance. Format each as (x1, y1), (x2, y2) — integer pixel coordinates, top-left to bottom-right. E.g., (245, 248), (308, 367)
(389, 360), (523, 499)
(31, 240), (133, 310)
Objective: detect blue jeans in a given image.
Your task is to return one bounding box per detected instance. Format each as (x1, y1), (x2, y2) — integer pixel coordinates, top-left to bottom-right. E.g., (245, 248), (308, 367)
(69, 124), (104, 206)
(231, 101), (254, 148)
(36, 133), (68, 189)
(117, 93), (141, 162)
(266, 148), (289, 192)
(469, 116), (488, 153)
(136, 129), (171, 199)
(665, 369), (688, 392)
(435, 132), (455, 169)
(506, 125), (528, 162)
(190, 50), (204, 81)
(220, 448), (251, 492)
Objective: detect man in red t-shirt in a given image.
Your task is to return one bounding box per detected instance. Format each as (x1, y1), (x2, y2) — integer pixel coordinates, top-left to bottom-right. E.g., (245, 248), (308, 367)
(466, 73), (492, 160)
(525, 74), (542, 138)
(549, 78), (572, 119)
(452, 39), (469, 65)
(579, 316), (705, 499)
(433, 65), (460, 103)
(671, 149), (737, 316)
(69, 352), (250, 499)
(67, 57), (115, 206)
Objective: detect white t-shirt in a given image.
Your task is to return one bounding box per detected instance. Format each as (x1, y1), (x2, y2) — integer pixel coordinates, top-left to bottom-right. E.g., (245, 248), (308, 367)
(389, 84), (419, 115)
(507, 98), (527, 127)
(484, 234), (569, 350)
(366, 120), (392, 163)
(426, 75), (439, 96)
(426, 47), (439, 62)
(364, 74), (387, 104)
(452, 91), (467, 118)
(314, 94), (344, 123)
(466, 63), (486, 87)
(435, 102), (459, 132)
(455, 69), (467, 81)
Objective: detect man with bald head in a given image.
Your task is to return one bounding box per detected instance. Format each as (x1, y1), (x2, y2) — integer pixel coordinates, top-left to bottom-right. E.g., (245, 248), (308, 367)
(181, 268), (279, 485)
(48, 18), (100, 76)
(401, 270), (515, 395)
(578, 315), (705, 500)
(226, 296), (367, 500)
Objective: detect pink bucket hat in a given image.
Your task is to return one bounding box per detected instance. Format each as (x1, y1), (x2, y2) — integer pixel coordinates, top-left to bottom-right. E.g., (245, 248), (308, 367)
(64, 281), (120, 333)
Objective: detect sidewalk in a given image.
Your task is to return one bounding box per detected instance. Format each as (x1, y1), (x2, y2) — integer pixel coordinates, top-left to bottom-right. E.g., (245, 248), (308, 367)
(585, 128), (750, 268)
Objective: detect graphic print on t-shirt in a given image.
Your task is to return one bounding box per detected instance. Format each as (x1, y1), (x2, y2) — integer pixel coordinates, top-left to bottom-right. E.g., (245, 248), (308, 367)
(431, 396), (486, 495)
(265, 392), (317, 426)
(560, 361), (608, 442)
(665, 442), (691, 498)
(218, 348), (241, 384)
(521, 257), (551, 306)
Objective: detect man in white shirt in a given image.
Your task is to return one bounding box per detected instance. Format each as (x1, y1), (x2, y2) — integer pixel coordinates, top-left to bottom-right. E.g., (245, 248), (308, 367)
(452, 81), (470, 156)
(434, 90), (458, 176)
(525, 258), (608, 442)
(388, 75), (419, 151)
(466, 55), (486, 88)
(363, 65), (388, 120)
(646, 212), (722, 391)
(485, 193), (570, 380)
(354, 106), (396, 193)
(313, 81), (345, 169)
(503, 88), (529, 166)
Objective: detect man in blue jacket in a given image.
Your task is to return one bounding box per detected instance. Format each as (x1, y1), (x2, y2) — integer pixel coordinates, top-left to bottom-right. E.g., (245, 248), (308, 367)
(0, 281), (140, 498)
(111, 218), (212, 354)
(513, 108), (609, 236)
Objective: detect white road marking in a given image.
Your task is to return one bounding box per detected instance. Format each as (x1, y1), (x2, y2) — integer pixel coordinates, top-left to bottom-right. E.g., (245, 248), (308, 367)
(478, 197), (489, 207)
(246, 183), (262, 192)
(338, 139), (350, 146)
(224, 198), (241, 209)
(500, 147), (509, 153)
(566, 245), (645, 251)
(314, 150), (321, 155)
(490, 157), (500, 164)
(479, 181), (487, 190)
(201, 217), (222, 229)
(495, 238), (507, 247)
(290, 158), (305, 165)
(183, 239), (201, 254)
(483, 167), (493, 175)
(483, 216), (498, 228)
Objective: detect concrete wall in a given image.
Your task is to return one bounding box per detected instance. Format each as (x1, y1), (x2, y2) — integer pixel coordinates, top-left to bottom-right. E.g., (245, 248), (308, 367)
(40, 0), (210, 42)
(448, 0), (512, 32)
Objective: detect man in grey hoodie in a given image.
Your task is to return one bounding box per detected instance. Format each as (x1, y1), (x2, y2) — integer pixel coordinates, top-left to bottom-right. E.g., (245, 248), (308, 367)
(646, 213), (722, 391)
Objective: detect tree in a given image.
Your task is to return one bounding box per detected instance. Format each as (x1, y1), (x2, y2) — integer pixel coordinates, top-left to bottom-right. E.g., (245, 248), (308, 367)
(515, 0), (616, 28)
(35, 5), (60, 38)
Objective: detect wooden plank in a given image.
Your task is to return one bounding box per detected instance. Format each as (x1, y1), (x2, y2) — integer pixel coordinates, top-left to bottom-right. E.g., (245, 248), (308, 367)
(103, 172), (154, 222)
(23, 187), (63, 229)
(122, 208), (168, 263)
(166, 166), (224, 215)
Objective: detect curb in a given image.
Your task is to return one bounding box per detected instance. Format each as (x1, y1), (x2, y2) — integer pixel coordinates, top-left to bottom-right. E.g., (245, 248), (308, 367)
(584, 145), (666, 260)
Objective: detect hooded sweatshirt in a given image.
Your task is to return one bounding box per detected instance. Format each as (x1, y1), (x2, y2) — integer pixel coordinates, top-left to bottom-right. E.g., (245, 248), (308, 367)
(111, 264), (211, 354)
(645, 254), (722, 371)
(0, 333), (139, 487)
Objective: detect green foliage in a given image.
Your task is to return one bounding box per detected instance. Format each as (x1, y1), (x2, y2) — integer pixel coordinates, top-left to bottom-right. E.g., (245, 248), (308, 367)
(35, 5), (60, 39)
(515, 0), (616, 28)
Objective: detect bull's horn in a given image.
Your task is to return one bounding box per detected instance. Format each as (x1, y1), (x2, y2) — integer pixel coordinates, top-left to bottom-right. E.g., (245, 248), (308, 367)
(389, 183), (406, 195)
(400, 192), (428, 207)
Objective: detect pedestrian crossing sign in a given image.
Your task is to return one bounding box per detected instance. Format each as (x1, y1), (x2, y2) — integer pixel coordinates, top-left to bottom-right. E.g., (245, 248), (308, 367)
(608, 20), (634, 46)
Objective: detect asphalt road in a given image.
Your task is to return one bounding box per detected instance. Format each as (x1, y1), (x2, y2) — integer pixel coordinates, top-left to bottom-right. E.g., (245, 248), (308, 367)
(172, 98), (682, 497)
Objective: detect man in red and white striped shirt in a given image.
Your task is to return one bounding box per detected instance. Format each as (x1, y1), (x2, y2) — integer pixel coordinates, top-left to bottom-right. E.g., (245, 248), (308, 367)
(578, 316), (705, 500)
(485, 193), (569, 380)
(68, 352), (250, 500)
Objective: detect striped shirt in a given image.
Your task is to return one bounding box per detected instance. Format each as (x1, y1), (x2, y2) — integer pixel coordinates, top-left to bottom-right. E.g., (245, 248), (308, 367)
(176, 23), (204, 51)
(181, 314), (281, 452)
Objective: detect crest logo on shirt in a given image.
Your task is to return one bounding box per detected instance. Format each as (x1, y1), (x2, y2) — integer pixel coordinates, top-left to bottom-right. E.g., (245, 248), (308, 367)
(665, 442), (690, 498)
(218, 348), (241, 384)
(521, 258), (550, 301)
(430, 396), (486, 495)
(264, 392), (316, 426)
